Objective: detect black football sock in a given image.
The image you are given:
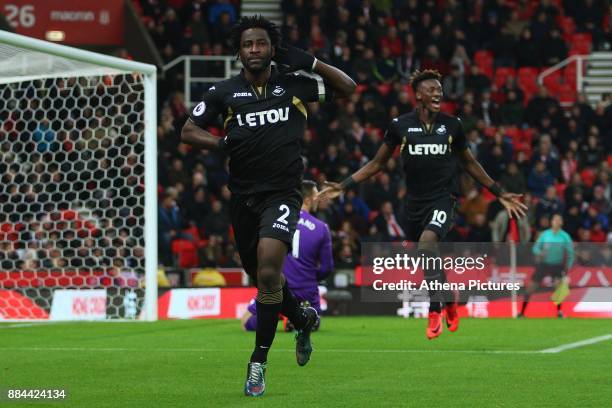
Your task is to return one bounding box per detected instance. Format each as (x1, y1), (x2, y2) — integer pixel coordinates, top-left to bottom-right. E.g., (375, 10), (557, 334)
(420, 249), (447, 313)
(280, 283), (307, 330)
(521, 295), (530, 315)
(250, 288), (282, 363)
(429, 300), (442, 313)
(557, 303), (562, 312)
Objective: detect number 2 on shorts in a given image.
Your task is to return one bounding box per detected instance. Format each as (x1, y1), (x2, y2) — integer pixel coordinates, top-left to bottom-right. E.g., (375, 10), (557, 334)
(277, 204), (290, 225)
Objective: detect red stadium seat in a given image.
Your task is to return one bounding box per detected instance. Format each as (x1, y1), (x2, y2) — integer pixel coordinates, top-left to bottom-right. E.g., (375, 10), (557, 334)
(171, 239), (200, 268)
(494, 67), (516, 88)
(474, 50), (494, 79)
(558, 16), (575, 35)
(521, 128), (534, 145)
(355, 84), (368, 94)
(376, 83), (392, 96)
(557, 83), (577, 104)
(542, 70), (562, 94)
(580, 168), (596, 187)
(564, 63), (577, 88)
(402, 85), (416, 104)
(183, 225), (208, 248)
(517, 67), (539, 91)
(504, 127), (521, 141)
(570, 33), (592, 54)
(440, 101), (457, 115)
(555, 183), (567, 200)
(484, 127), (497, 138)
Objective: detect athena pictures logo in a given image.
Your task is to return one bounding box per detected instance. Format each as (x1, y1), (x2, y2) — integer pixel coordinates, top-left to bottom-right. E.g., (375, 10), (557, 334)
(193, 101), (206, 116)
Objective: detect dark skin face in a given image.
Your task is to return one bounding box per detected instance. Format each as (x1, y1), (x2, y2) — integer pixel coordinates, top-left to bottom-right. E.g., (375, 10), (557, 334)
(238, 28), (275, 85)
(416, 78), (443, 123)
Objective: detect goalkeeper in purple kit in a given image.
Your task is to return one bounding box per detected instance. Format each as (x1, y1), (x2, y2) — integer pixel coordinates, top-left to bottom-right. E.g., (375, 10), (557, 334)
(242, 180), (333, 331)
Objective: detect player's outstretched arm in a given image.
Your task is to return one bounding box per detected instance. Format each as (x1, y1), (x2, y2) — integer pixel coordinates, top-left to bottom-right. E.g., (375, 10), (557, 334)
(458, 148), (528, 219)
(181, 119), (224, 151)
(318, 143), (393, 202)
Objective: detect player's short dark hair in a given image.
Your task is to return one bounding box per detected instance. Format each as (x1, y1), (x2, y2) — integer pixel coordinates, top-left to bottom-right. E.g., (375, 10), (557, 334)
(409, 69), (443, 92)
(301, 180), (317, 198)
(230, 15), (281, 55)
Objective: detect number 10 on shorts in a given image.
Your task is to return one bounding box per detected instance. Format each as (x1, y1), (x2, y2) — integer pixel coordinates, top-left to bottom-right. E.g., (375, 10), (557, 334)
(430, 209), (447, 227)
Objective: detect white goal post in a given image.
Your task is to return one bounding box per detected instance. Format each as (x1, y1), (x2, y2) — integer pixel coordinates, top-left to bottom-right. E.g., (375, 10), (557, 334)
(0, 31), (157, 321)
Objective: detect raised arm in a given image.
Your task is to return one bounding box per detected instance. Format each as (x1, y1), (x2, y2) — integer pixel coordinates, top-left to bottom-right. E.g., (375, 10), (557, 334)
(317, 143), (394, 202)
(458, 148), (528, 219)
(458, 148), (496, 189)
(312, 60), (356, 99)
(274, 45), (356, 98)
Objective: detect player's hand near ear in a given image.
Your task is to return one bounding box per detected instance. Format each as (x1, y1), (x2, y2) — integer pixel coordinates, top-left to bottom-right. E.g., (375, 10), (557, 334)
(273, 44), (316, 73)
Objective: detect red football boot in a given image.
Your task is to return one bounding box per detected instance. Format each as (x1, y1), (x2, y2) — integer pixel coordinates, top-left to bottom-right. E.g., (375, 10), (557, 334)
(444, 301), (459, 332)
(426, 311), (443, 340)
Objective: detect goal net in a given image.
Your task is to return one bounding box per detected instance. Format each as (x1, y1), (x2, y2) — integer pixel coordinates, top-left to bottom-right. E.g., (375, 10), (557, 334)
(0, 31), (157, 321)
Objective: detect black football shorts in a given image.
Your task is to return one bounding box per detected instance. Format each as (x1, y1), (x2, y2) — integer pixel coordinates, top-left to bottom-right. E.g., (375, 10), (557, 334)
(532, 263), (564, 283)
(403, 195), (458, 241)
(230, 188), (302, 279)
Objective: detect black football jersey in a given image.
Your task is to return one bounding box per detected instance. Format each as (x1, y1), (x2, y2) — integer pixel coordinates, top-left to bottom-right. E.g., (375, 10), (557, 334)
(189, 67), (332, 195)
(383, 111), (467, 202)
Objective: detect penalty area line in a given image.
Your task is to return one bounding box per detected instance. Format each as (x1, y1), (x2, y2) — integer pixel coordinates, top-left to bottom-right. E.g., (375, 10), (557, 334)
(539, 333), (612, 354)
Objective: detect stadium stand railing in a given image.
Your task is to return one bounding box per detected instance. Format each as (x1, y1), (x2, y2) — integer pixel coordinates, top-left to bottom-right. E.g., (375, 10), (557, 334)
(538, 52), (612, 106)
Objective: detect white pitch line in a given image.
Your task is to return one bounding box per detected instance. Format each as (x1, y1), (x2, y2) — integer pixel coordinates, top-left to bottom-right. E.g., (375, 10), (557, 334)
(0, 346), (539, 355)
(539, 334), (612, 354)
(0, 323), (47, 329)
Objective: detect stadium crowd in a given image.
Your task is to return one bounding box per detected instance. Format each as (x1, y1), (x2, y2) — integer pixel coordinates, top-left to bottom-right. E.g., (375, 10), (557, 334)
(141, 0), (612, 270)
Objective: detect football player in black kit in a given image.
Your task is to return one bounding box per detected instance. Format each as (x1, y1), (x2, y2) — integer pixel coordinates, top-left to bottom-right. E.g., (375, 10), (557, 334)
(181, 16), (355, 396)
(319, 70), (526, 339)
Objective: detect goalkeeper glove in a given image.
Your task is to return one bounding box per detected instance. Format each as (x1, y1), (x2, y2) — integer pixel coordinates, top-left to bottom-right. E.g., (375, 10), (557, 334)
(273, 45), (316, 73)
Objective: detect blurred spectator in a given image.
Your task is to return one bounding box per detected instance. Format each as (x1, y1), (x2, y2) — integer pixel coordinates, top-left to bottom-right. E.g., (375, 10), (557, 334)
(580, 133), (604, 169)
(465, 65), (491, 97)
(532, 134), (561, 180)
(500, 162), (527, 194)
(466, 213), (492, 242)
(158, 192), (188, 265)
(374, 201), (406, 241)
(528, 161), (555, 198)
(208, 0), (236, 25)
(373, 47), (398, 84)
(516, 28), (540, 67)
(498, 90), (524, 126)
(442, 63), (465, 102)
(379, 26), (402, 58)
(203, 200), (230, 241)
(541, 28), (568, 66)
(536, 186), (565, 221)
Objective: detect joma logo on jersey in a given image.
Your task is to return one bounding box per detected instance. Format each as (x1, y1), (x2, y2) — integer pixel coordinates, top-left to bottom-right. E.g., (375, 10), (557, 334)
(408, 144), (448, 155)
(233, 92), (253, 97)
(236, 107), (290, 127)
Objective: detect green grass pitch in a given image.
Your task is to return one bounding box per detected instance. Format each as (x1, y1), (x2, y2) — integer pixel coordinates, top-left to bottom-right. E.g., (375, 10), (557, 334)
(1, 317), (611, 407)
